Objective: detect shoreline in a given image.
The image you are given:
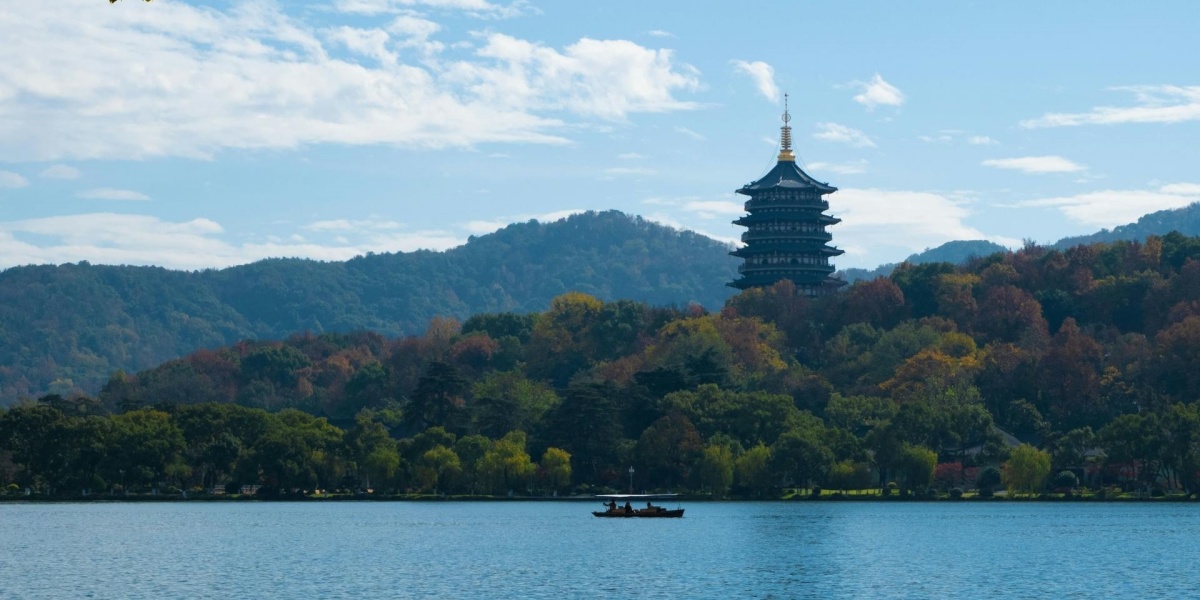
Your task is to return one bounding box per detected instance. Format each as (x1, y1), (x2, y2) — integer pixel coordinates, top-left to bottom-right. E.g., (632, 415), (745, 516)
(3, 492), (1196, 504)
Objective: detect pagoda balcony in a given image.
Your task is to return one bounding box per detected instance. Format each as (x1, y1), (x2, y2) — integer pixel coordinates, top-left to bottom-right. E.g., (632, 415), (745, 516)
(737, 263), (835, 275)
(744, 198), (829, 212)
(740, 230), (832, 243)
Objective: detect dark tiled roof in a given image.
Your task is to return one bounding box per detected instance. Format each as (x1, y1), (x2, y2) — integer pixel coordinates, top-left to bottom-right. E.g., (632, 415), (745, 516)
(737, 160), (837, 195)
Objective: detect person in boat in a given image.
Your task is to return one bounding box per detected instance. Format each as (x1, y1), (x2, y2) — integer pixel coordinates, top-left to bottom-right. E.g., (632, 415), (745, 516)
(607, 500), (617, 512)
(623, 501), (632, 514)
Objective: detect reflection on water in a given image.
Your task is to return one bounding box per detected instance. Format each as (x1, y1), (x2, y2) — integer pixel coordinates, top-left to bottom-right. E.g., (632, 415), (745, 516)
(1, 501), (1196, 598)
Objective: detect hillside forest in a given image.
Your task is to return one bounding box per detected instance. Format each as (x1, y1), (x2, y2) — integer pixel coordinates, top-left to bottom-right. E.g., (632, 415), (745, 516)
(6, 233), (1200, 499)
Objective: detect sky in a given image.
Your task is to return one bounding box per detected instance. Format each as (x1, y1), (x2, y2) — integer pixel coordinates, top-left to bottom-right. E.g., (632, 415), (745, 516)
(1, 0), (1199, 271)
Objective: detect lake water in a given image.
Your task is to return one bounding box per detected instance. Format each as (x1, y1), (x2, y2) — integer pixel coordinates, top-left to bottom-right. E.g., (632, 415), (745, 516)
(1, 501), (1196, 598)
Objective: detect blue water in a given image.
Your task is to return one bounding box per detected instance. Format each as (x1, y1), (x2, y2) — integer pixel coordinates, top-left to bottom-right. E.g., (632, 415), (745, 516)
(1, 501), (1196, 598)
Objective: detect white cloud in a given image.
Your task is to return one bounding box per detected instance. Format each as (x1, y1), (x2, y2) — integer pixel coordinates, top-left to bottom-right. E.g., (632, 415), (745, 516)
(967, 135), (998, 145)
(39, 164), (83, 179)
(806, 160), (868, 175)
(1022, 85), (1200, 128)
(674, 126), (706, 140)
(303, 219), (404, 232)
(646, 30), (674, 38)
(830, 188), (1012, 267)
(0, 171), (29, 188)
(731, 60), (779, 102)
(0, 1), (699, 161)
(982, 156), (1085, 174)
(1161, 183), (1200, 195)
(603, 167), (656, 176)
(76, 188), (151, 201)
(814, 122), (876, 148)
(1013, 184), (1200, 228)
(852, 74), (905, 110)
(682, 200), (744, 219)
(618, 152), (646, 160)
(334, 0), (529, 18)
(452, 34), (701, 120)
(0, 213), (464, 270)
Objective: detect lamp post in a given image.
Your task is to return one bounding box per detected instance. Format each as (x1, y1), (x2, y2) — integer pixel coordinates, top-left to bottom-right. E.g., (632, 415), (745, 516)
(628, 466), (635, 494)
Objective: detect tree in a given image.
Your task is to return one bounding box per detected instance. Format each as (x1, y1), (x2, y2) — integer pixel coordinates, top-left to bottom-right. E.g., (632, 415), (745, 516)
(417, 446), (462, 493)
(695, 444), (734, 498)
(635, 413), (703, 488)
(1003, 443), (1051, 497)
(975, 285), (1048, 345)
(109, 409), (187, 491)
(770, 429), (833, 492)
(827, 460), (873, 493)
(471, 370), (559, 438)
(895, 445), (936, 492)
(477, 431), (536, 495)
(539, 447), (572, 493)
(545, 383), (622, 482)
(975, 466), (1002, 496)
(735, 444), (773, 497)
(405, 361), (468, 434)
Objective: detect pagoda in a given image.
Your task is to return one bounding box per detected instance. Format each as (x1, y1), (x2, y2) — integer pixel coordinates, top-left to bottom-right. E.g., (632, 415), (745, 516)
(728, 97), (846, 296)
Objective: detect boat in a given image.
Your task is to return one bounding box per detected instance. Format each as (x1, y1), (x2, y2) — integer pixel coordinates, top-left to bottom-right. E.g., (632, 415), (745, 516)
(592, 494), (684, 518)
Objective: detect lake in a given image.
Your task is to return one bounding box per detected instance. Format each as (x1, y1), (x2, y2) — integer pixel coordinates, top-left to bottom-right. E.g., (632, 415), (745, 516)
(1, 501), (1195, 598)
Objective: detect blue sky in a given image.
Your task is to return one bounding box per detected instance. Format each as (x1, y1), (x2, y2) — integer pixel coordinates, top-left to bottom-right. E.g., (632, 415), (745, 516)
(1, 0), (1198, 270)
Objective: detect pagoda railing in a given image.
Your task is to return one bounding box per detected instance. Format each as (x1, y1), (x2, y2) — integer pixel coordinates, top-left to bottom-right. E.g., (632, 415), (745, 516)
(741, 231), (832, 243)
(743, 199), (829, 212)
(738, 263), (835, 275)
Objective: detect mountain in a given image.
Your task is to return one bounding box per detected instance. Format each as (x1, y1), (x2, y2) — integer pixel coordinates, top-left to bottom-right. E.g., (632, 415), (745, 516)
(0, 211), (738, 403)
(1053, 202), (1200, 249)
(839, 240), (1010, 283)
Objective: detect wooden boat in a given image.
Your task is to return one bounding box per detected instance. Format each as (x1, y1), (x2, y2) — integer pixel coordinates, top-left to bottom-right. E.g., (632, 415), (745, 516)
(592, 494), (684, 518)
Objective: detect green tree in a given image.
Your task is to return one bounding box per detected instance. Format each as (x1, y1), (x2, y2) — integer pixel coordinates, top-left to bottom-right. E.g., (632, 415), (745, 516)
(634, 413), (703, 488)
(895, 445), (936, 493)
(695, 444), (735, 498)
(770, 429), (833, 492)
(735, 444), (773, 497)
(417, 445), (462, 493)
(471, 370), (559, 438)
(477, 431), (537, 494)
(1003, 443), (1052, 497)
(109, 409), (187, 491)
(539, 447), (572, 493)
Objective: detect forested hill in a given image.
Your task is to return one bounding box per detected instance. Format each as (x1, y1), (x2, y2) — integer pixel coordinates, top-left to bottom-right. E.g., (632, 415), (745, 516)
(1053, 202), (1200, 249)
(0, 211), (738, 403)
(840, 240), (1010, 283)
(14, 232), (1200, 499)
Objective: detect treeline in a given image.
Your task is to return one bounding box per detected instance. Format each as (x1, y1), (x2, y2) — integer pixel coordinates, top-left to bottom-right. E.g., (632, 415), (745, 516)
(0, 210), (737, 402)
(0, 399), (569, 497)
(7, 233), (1200, 498)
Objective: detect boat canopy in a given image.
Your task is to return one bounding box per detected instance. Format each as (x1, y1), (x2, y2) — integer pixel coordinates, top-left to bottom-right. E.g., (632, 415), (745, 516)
(594, 494), (678, 500)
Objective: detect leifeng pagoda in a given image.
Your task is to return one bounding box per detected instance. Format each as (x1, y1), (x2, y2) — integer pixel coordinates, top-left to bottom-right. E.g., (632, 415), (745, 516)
(728, 97), (846, 296)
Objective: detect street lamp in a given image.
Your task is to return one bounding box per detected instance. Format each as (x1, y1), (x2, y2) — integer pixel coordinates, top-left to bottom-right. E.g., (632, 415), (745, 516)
(628, 466), (635, 494)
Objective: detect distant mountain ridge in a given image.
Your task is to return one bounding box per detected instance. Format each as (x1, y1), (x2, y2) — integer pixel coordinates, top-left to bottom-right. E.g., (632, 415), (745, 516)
(1052, 202), (1200, 249)
(0, 211), (738, 402)
(839, 240), (1010, 283)
(5, 201), (1200, 403)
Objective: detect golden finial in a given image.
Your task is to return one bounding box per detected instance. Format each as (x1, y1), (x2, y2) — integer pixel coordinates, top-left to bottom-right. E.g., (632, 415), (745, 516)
(778, 93), (795, 162)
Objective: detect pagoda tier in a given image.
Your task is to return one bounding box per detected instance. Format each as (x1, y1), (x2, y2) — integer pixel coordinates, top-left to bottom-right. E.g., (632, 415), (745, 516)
(728, 99), (847, 296)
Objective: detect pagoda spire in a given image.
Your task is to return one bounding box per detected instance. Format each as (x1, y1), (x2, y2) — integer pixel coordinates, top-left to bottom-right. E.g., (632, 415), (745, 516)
(777, 93), (795, 162)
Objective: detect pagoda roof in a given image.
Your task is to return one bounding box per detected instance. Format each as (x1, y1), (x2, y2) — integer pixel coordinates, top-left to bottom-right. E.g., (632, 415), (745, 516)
(737, 160), (837, 195)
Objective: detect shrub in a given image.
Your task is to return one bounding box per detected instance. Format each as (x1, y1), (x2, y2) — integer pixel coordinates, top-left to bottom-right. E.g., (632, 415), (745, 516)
(975, 466), (1002, 492)
(1053, 470), (1078, 490)
(1151, 489), (1166, 498)
(949, 487), (963, 499)
(810, 486), (822, 499)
